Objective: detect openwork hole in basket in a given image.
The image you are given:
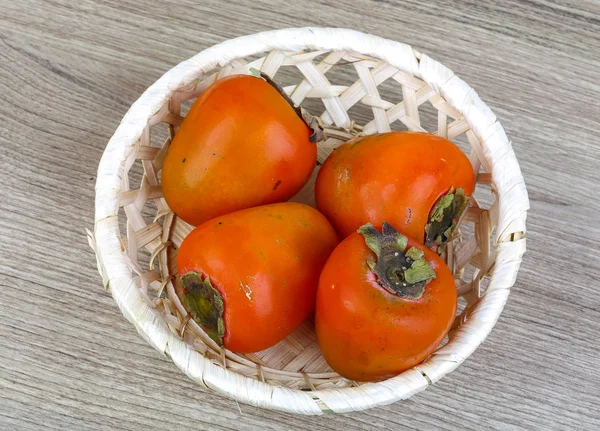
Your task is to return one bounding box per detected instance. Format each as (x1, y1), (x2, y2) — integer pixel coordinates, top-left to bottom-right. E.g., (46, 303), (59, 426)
(117, 48), (502, 391)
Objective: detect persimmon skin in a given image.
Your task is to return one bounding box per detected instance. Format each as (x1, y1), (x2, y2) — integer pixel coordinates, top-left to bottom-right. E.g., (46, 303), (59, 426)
(315, 132), (475, 241)
(177, 203), (338, 353)
(162, 74), (316, 226)
(315, 232), (457, 382)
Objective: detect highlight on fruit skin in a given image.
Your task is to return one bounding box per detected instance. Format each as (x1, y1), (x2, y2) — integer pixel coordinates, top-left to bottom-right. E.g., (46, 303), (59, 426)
(162, 73), (318, 227)
(315, 221), (457, 382)
(315, 131), (475, 251)
(176, 202), (339, 353)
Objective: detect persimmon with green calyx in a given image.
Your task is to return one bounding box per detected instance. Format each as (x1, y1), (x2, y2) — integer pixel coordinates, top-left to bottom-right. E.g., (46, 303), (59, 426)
(176, 202), (338, 353)
(315, 131), (475, 251)
(315, 222), (457, 382)
(162, 72), (321, 226)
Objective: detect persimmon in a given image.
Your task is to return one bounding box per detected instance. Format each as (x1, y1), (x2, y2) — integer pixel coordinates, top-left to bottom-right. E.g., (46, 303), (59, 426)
(176, 202), (338, 353)
(315, 132), (475, 249)
(162, 74), (317, 226)
(315, 222), (457, 382)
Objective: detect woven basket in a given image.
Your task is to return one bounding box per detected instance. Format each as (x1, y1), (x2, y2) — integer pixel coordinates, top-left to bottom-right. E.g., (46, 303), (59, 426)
(89, 27), (529, 414)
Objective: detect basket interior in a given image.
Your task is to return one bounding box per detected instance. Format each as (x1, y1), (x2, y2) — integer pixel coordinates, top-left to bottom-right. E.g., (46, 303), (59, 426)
(119, 49), (498, 391)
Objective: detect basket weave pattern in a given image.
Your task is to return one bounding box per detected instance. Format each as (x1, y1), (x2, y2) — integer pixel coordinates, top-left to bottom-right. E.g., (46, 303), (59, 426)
(90, 28), (528, 414)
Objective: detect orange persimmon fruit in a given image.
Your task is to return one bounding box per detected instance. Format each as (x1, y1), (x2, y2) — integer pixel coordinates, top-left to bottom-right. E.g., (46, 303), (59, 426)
(176, 202), (338, 353)
(315, 222), (457, 382)
(162, 74), (317, 226)
(315, 132), (475, 250)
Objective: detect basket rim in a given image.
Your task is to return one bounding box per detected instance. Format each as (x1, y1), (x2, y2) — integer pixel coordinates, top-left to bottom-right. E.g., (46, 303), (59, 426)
(92, 27), (529, 414)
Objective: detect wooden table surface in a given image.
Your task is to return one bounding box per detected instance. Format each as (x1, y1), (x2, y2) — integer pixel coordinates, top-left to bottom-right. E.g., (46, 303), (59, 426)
(1, 1), (599, 429)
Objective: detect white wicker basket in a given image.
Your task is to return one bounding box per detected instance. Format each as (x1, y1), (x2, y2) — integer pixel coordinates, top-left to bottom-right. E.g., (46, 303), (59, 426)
(89, 27), (529, 414)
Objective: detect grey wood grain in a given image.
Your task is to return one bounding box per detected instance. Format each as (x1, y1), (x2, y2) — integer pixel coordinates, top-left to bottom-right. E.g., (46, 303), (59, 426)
(1, 0), (599, 429)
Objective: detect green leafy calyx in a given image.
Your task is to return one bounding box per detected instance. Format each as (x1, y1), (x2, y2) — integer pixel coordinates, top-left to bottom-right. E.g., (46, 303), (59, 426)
(180, 272), (225, 346)
(358, 222), (436, 300)
(425, 187), (470, 252)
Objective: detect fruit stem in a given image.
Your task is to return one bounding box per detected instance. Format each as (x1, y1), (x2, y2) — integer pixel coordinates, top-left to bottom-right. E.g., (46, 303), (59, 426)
(425, 188), (470, 252)
(358, 222), (436, 300)
(180, 272), (225, 346)
(250, 68), (324, 143)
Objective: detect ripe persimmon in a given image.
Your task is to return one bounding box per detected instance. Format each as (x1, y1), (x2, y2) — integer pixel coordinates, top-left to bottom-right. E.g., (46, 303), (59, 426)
(163, 74), (317, 226)
(177, 202), (338, 353)
(315, 222), (457, 382)
(315, 132), (475, 250)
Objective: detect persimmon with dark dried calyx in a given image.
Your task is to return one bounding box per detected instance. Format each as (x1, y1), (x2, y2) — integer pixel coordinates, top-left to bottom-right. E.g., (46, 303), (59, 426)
(162, 73), (320, 226)
(315, 222), (457, 382)
(176, 202), (338, 353)
(315, 132), (475, 250)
